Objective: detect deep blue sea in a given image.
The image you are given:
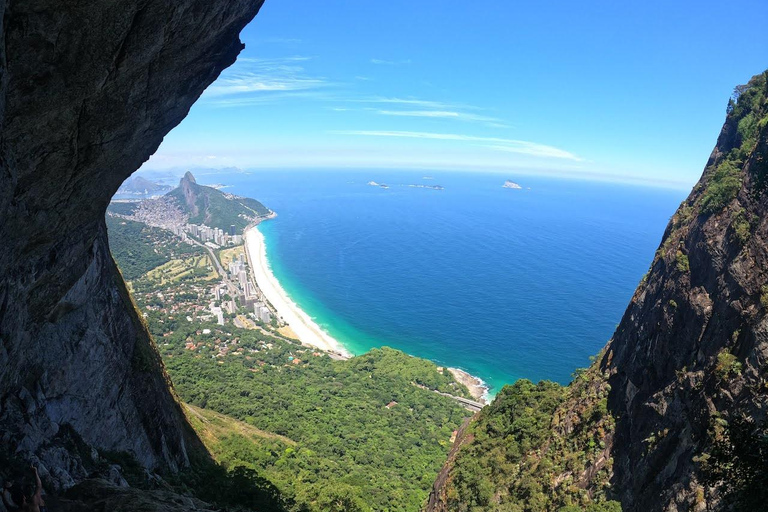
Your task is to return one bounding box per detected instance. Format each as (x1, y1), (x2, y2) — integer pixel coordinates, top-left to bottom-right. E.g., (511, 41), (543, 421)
(197, 169), (686, 395)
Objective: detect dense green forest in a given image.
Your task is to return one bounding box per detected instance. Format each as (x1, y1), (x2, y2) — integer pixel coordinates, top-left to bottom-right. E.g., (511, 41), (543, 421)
(152, 315), (471, 511)
(105, 215), (203, 279)
(443, 362), (620, 512)
(107, 220), (475, 511)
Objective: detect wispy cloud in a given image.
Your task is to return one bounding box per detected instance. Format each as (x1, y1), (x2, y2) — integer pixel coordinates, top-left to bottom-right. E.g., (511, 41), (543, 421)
(342, 97), (508, 127)
(355, 97), (460, 110)
(376, 109), (507, 126)
(371, 58), (412, 65)
(203, 56), (328, 100)
(330, 130), (581, 161)
(207, 91), (333, 108)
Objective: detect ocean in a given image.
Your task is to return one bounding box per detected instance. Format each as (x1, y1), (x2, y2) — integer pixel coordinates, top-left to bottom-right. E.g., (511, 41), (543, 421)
(199, 169), (687, 395)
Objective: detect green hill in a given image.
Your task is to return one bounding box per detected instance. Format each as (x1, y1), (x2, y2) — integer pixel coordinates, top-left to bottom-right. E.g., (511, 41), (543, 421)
(166, 171), (271, 231)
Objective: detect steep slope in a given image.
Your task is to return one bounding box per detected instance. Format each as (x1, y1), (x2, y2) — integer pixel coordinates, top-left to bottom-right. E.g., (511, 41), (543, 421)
(0, 0), (264, 490)
(604, 70), (768, 511)
(426, 71), (768, 512)
(167, 171), (272, 230)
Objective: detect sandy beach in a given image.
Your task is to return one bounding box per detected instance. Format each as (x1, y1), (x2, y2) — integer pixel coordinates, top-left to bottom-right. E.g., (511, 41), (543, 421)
(244, 225), (350, 357)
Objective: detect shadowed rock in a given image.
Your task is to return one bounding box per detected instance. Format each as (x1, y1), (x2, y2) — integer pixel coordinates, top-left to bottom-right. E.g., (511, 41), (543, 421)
(0, 0), (264, 489)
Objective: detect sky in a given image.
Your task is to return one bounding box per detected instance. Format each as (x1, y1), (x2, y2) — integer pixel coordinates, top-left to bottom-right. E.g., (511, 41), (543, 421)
(144, 0), (768, 189)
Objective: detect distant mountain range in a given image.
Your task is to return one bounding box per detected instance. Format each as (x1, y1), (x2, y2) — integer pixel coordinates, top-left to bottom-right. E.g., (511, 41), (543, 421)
(117, 175), (172, 196)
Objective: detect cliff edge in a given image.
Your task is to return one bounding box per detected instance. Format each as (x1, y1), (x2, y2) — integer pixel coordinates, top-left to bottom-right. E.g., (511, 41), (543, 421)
(604, 71), (768, 511)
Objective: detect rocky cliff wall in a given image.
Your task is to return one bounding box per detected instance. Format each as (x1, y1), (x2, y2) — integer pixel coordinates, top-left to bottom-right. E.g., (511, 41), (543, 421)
(603, 71), (768, 511)
(424, 72), (768, 512)
(0, 0), (264, 489)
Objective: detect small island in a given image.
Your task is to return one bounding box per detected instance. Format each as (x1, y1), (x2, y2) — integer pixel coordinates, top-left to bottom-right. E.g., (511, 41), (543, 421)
(409, 184), (445, 190)
(503, 180), (522, 189)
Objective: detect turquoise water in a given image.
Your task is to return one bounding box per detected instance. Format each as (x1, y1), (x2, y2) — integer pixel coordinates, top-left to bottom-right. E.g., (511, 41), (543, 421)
(208, 170), (686, 395)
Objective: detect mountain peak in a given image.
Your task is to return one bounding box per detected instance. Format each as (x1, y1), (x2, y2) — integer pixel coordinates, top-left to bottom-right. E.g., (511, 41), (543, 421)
(181, 171), (197, 185)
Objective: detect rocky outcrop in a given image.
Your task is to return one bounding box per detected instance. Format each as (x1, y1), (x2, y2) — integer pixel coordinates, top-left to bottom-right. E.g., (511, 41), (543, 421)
(603, 71), (768, 511)
(57, 479), (218, 512)
(165, 170), (271, 229)
(178, 171), (201, 217)
(0, 0), (264, 489)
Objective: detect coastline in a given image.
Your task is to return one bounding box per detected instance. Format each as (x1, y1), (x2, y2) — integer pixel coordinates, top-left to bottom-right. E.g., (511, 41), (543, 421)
(244, 223), (351, 358)
(244, 220), (491, 404)
(448, 368), (490, 404)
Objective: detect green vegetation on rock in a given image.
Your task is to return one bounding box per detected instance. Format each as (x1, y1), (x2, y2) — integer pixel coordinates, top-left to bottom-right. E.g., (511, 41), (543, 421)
(675, 251), (690, 272)
(701, 416), (768, 511)
(715, 349), (742, 380)
(700, 160), (742, 215)
(730, 209), (751, 245)
(440, 361), (619, 511)
(699, 71), (768, 213)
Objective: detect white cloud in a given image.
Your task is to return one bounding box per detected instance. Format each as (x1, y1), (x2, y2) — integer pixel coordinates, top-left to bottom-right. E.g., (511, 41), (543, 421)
(357, 97), (458, 109)
(330, 130), (581, 161)
(376, 109), (506, 125)
(370, 58), (412, 65)
(207, 91), (333, 107)
(203, 56), (327, 99)
(344, 97), (510, 126)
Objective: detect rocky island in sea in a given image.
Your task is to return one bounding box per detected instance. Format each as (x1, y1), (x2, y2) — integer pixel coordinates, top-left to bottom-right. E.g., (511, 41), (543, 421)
(409, 184), (445, 190)
(502, 179), (523, 189)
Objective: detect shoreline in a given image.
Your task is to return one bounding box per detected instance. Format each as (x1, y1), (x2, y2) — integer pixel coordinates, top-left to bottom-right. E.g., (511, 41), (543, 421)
(244, 221), (491, 404)
(244, 224), (351, 358)
(448, 368), (490, 404)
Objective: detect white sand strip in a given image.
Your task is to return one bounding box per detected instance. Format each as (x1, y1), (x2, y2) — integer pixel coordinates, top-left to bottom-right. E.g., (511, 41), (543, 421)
(244, 225), (350, 357)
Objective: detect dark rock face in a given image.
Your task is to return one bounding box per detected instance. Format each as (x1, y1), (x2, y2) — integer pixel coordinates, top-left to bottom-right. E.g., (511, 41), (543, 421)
(179, 171), (201, 217)
(0, 0), (263, 489)
(57, 479), (218, 512)
(603, 72), (768, 511)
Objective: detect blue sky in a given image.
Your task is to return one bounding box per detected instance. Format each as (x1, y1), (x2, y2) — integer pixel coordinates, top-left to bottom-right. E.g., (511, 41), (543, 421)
(144, 0), (768, 188)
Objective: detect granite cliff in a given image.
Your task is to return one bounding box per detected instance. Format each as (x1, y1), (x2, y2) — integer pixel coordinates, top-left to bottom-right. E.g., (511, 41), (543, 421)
(605, 70), (768, 511)
(425, 71), (768, 512)
(166, 171), (272, 230)
(0, 0), (264, 491)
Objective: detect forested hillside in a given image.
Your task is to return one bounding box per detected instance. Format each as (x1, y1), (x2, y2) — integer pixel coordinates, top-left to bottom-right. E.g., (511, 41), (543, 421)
(106, 216), (203, 279)
(107, 221), (474, 512)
